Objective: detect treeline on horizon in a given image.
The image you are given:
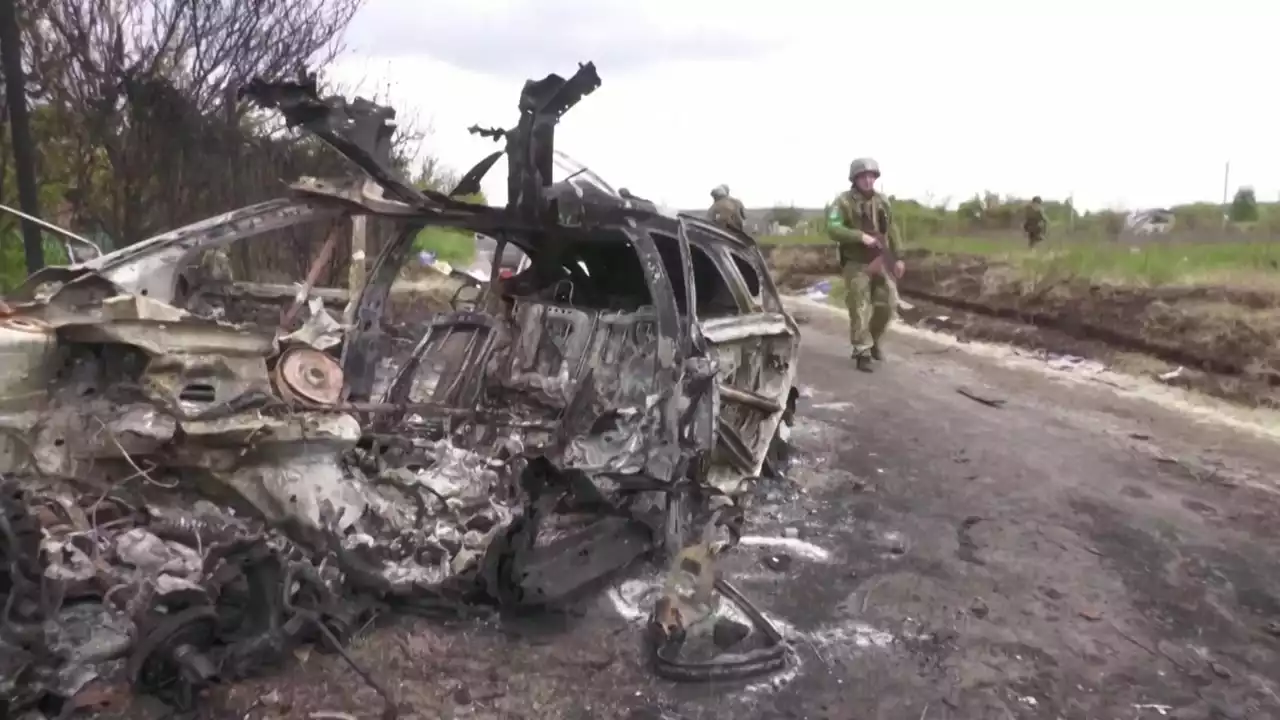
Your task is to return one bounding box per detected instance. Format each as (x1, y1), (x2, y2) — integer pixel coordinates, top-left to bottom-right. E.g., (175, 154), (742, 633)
(763, 187), (1279, 239)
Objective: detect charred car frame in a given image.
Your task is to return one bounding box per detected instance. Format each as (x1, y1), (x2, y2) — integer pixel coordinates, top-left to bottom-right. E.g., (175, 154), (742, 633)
(0, 62), (800, 715)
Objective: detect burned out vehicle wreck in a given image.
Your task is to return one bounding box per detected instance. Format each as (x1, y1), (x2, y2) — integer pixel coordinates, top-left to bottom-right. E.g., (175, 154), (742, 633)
(0, 62), (801, 717)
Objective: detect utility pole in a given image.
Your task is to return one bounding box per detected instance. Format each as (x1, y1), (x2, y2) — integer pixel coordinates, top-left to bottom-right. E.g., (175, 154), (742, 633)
(1221, 161), (1231, 230)
(0, 0), (45, 272)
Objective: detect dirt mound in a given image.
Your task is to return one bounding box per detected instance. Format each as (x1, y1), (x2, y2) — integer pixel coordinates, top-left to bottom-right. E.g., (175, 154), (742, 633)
(906, 253), (1280, 402)
(763, 245), (1280, 408)
(761, 244), (840, 289)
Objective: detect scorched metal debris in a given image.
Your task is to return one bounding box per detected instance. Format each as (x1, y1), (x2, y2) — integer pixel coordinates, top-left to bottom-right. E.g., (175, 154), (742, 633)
(0, 61), (802, 718)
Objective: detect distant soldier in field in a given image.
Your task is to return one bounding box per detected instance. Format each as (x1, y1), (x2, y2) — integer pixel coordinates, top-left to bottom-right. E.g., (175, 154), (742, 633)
(708, 184), (746, 232)
(1024, 196), (1048, 247)
(826, 157), (905, 372)
(619, 187), (657, 212)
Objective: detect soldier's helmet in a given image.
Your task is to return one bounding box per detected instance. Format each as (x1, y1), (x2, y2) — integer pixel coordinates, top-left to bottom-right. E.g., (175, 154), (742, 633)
(848, 157), (881, 182)
(710, 184), (730, 200)
(1032, 195), (1043, 204)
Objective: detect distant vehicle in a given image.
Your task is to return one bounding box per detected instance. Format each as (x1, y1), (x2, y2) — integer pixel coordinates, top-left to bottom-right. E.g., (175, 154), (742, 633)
(450, 233), (530, 286)
(1124, 209), (1175, 235)
(476, 233), (530, 278)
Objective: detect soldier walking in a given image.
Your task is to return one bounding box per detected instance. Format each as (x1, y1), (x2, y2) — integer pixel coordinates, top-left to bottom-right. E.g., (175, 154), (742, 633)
(826, 157), (905, 372)
(1024, 196), (1048, 247)
(708, 184), (746, 232)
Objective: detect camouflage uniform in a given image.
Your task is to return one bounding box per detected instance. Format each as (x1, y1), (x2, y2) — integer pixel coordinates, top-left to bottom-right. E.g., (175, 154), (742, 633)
(707, 184), (746, 232)
(826, 158), (903, 369)
(1023, 197), (1047, 247)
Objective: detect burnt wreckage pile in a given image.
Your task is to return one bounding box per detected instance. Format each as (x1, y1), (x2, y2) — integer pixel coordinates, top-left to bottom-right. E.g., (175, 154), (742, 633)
(0, 63), (801, 716)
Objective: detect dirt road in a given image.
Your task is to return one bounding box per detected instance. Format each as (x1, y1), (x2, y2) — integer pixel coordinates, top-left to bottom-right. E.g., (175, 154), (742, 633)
(202, 299), (1280, 720)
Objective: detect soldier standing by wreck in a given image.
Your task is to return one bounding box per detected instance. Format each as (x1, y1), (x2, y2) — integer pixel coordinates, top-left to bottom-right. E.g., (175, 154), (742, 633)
(708, 184), (746, 232)
(1024, 196), (1048, 247)
(826, 157), (905, 372)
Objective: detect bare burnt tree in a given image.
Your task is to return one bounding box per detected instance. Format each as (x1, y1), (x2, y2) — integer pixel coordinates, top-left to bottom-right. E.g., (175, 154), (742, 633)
(27, 0), (364, 256)
(0, 0), (47, 274)
(0, 0), (45, 272)
(413, 154), (460, 193)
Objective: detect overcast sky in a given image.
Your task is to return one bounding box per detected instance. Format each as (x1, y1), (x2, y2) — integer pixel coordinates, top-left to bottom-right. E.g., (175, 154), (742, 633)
(329, 0), (1277, 211)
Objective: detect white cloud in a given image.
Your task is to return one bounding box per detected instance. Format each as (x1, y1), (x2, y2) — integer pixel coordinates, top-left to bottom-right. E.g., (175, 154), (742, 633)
(329, 0), (1279, 212)
(340, 0), (779, 76)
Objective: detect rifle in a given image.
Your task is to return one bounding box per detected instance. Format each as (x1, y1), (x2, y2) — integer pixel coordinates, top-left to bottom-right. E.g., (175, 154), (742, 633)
(863, 232), (901, 282)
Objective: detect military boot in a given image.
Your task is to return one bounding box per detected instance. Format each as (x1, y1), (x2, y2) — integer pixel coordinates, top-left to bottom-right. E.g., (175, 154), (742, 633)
(870, 344), (884, 362)
(854, 353), (874, 373)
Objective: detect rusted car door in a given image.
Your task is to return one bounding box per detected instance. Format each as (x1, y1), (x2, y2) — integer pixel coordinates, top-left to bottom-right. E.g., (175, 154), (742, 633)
(677, 219), (800, 490)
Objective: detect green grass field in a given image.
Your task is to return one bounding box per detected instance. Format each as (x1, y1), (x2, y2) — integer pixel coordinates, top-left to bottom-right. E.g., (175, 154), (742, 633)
(761, 233), (1280, 289)
(412, 228), (476, 267)
(1, 232), (73, 292)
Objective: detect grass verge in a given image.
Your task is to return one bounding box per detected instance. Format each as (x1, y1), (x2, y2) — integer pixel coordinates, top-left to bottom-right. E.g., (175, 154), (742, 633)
(412, 228), (475, 266)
